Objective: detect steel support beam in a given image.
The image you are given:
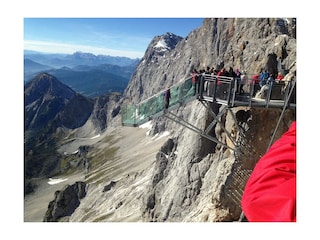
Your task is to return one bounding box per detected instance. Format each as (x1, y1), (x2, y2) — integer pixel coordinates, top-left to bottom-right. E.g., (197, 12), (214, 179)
(164, 111), (234, 151)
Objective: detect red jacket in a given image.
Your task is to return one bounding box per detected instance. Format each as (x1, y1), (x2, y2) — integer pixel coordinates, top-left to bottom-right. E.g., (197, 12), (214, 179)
(192, 72), (198, 83)
(217, 70), (225, 85)
(250, 74), (259, 84)
(241, 121), (296, 222)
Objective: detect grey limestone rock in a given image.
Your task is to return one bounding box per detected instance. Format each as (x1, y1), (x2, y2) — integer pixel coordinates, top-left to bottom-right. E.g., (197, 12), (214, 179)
(43, 181), (86, 222)
(130, 18), (296, 222)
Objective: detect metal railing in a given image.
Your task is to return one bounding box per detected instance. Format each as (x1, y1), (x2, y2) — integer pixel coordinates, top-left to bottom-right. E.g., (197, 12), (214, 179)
(122, 74), (296, 126)
(199, 74), (296, 108)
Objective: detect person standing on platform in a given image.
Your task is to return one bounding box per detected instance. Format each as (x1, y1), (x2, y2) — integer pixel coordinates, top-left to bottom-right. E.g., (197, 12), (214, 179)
(276, 72), (284, 81)
(239, 71), (248, 94)
(163, 86), (171, 112)
(191, 68), (199, 95)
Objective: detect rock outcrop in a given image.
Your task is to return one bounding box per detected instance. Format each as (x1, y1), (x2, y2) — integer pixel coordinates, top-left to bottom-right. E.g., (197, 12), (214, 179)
(43, 181), (86, 222)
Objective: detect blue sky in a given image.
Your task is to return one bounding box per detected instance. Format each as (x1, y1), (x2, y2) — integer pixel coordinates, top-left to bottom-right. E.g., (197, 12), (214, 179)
(24, 18), (204, 59)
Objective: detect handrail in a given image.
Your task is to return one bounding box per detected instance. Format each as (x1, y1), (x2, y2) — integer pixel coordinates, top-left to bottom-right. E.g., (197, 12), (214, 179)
(122, 73), (296, 127)
(122, 75), (195, 126)
(138, 75), (193, 105)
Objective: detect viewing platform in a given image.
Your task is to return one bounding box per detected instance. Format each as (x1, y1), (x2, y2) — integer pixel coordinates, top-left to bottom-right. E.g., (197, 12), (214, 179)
(122, 74), (296, 127)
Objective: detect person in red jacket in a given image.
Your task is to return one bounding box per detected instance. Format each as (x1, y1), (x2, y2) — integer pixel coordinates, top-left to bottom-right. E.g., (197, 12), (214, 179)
(191, 68), (199, 95)
(250, 74), (260, 85)
(276, 71), (284, 81)
(241, 121), (296, 222)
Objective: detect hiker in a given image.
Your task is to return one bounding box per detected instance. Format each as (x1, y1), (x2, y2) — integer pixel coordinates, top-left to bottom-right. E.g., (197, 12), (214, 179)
(239, 71), (248, 94)
(250, 74), (260, 96)
(259, 69), (269, 87)
(241, 121), (296, 222)
(215, 68), (227, 99)
(250, 74), (259, 85)
(235, 69), (240, 92)
(228, 67), (236, 78)
(191, 68), (199, 95)
(276, 72), (284, 81)
(267, 73), (275, 85)
(163, 86), (171, 110)
(217, 67), (226, 80)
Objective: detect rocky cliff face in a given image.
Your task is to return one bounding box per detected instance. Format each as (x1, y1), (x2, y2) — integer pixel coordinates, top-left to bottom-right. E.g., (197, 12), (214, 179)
(125, 18), (296, 104)
(142, 105), (294, 221)
(123, 18), (296, 221)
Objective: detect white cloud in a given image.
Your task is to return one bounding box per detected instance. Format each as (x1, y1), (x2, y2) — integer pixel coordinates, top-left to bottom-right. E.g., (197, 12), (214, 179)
(24, 40), (144, 59)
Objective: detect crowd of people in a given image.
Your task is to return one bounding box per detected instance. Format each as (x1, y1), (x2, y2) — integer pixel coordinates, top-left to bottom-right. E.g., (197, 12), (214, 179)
(163, 66), (287, 111)
(191, 66), (286, 97)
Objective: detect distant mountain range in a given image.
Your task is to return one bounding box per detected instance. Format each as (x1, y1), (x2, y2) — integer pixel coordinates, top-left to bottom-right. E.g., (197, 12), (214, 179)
(24, 50), (140, 68)
(24, 50), (140, 97)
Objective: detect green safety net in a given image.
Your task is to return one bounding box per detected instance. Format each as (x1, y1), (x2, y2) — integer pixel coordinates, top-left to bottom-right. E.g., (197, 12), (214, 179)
(122, 77), (194, 126)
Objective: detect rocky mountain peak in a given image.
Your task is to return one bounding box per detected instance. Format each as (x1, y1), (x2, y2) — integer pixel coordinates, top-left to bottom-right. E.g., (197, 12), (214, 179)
(140, 32), (183, 66)
(152, 32), (183, 52)
(124, 32), (184, 101)
(24, 72), (95, 133)
(24, 72), (75, 106)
